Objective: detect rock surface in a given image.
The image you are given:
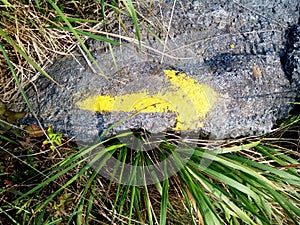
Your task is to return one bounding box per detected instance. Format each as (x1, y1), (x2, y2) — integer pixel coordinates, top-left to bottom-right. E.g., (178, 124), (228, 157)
(16, 0), (300, 141)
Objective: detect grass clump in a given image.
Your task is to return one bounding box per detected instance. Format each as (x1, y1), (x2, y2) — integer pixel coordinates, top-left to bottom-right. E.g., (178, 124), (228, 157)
(0, 1), (300, 225)
(1, 121), (299, 224)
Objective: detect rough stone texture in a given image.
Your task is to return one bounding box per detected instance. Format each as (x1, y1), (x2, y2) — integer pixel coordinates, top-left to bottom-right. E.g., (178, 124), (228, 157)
(284, 19), (300, 98)
(16, 0), (300, 141)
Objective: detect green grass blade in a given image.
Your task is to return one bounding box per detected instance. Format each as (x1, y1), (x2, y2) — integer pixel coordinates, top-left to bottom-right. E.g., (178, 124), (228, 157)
(212, 141), (260, 154)
(143, 185), (155, 225)
(51, 16), (101, 23)
(268, 187), (300, 223)
(128, 151), (141, 224)
(0, 42), (48, 144)
(0, 0), (15, 8)
(0, 42), (44, 116)
(193, 169), (258, 224)
(179, 166), (222, 225)
(111, 148), (127, 223)
(190, 146), (300, 223)
(121, 0), (141, 46)
(46, 0), (106, 77)
(228, 154), (300, 184)
(128, 185), (136, 224)
(45, 218), (64, 225)
(0, 31), (56, 83)
(85, 181), (96, 225)
(159, 160), (168, 225)
(36, 146), (115, 212)
(47, 26), (119, 45)
(16, 158), (86, 202)
(198, 150), (299, 187)
(0, 207), (20, 225)
(0, 133), (19, 145)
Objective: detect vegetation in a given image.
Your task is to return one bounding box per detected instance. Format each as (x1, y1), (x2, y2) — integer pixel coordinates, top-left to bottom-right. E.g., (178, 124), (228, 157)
(0, 1), (299, 224)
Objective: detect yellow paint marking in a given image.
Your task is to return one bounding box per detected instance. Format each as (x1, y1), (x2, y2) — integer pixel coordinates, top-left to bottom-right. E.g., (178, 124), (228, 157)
(164, 70), (219, 119)
(77, 91), (175, 113)
(76, 70), (219, 130)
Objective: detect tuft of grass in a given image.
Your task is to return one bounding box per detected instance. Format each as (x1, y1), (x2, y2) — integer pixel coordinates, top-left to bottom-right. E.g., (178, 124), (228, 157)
(1, 120), (298, 224)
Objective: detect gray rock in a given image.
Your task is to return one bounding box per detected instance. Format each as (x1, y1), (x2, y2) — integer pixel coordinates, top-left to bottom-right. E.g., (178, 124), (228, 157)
(16, 0), (299, 142)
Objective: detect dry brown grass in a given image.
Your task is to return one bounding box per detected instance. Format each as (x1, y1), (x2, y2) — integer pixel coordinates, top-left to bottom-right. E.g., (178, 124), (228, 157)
(0, 0), (124, 102)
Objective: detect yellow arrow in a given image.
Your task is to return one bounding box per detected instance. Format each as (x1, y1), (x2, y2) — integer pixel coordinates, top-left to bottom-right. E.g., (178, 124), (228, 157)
(76, 70), (219, 130)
